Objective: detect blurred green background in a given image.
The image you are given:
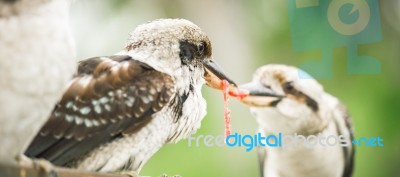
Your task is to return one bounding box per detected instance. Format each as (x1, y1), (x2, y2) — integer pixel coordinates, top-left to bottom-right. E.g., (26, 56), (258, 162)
(70, 0), (400, 176)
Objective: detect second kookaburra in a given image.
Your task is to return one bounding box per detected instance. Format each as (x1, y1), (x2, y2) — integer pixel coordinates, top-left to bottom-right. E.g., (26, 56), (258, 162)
(25, 19), (237, 173)
(238, 64), (355, 177)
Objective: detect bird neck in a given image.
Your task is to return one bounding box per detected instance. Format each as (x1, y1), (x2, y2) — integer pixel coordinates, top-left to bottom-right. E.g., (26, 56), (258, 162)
(166, 82), (207, 143)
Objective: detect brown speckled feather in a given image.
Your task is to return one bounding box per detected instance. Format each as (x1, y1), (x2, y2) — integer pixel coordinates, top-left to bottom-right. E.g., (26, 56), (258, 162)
(25, 55), (175, 165)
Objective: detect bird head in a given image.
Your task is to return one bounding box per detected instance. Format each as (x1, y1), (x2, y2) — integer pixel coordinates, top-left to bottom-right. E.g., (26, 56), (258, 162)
(120, 18), (236, 91)
(239, 64), (332, 135)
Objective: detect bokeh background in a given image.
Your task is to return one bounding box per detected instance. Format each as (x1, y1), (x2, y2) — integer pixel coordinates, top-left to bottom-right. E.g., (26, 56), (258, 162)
(70, 1), (400, 177)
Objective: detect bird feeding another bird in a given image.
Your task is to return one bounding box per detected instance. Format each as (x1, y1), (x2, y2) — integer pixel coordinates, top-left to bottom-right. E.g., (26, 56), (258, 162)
(22, 18), (280, 175)
(24, 19), (254, 174)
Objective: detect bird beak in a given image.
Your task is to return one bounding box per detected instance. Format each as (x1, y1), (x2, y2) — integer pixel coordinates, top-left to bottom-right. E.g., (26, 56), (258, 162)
(237, 82), (284, 107)
(203, 60), (237, 90)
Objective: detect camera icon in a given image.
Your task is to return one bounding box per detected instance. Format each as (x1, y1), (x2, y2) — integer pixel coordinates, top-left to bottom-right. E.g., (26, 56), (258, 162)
(288, 0), (382, 79)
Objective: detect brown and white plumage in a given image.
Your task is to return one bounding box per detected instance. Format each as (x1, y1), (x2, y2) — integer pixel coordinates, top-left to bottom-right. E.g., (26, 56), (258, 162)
(25, 19), (236, 173)
(238, 64), (355, 177)
(26, 55), (174, 166)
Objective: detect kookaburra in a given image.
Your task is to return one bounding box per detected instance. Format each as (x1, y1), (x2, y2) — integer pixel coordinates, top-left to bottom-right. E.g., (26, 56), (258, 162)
(25, 19), (237, 173)
(238, 64), (355, 177)
(0, 0), (75, 165)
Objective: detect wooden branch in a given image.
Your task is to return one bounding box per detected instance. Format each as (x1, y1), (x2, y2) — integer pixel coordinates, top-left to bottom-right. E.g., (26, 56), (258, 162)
(0, 162), (129, 177)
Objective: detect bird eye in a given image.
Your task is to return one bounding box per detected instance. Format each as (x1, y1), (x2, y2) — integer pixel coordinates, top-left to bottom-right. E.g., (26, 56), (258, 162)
(198, 42), (205, 54)
(283, 81), (294, 93)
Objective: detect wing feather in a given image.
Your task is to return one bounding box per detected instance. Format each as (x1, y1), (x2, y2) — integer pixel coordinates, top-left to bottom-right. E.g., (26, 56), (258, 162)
(25, 55), (175, 166)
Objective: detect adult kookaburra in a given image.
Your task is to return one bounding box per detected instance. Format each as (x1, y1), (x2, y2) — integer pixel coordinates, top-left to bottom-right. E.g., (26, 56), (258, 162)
(0, 0), (75, 165)
(238, 64), (355, 177)
(25, 19), (237, 173)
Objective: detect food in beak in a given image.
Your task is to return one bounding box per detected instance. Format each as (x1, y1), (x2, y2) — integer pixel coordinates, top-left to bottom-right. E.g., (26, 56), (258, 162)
(203, 60), (237, 89)
(202, 60), (250, 137)
(232, 82), (283, 107)
(221, 80), (250, 137)
(228, 87), (249, 99)
(221, 80), (231, 137)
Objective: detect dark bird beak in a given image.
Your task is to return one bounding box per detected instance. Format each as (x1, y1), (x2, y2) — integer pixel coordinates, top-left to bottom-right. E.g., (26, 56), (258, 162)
(203, 60), (237, 90)
(237, 81), (284, 107)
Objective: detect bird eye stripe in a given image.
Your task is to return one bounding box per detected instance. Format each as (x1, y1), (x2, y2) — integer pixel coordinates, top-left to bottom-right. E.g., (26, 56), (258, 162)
(179, 40), (197, 63)
(282, 81), (319, 112)
(305, 95), (319, 112)
(179, 40), (210, 65)
(283, 81), (295, 93)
